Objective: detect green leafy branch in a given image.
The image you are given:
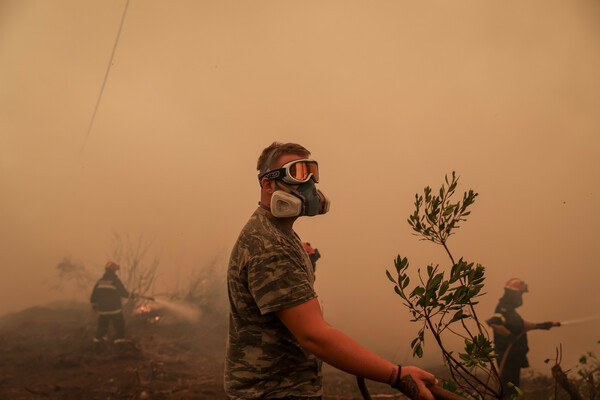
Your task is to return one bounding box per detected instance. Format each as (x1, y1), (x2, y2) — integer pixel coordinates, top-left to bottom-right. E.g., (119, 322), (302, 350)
(408, 171), (477, 263)
(387, 172), (503, 399)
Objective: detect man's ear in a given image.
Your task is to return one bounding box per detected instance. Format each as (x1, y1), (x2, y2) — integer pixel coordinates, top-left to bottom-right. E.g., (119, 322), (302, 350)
(261, 177), (275, 193)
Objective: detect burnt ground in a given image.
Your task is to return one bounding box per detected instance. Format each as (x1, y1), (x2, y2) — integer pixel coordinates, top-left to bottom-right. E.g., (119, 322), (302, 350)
(0, 302), (573, 400)
(0, 302), (227, 400)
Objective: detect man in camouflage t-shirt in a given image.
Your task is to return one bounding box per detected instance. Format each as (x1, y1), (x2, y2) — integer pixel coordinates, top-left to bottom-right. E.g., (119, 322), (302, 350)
(225, 207), (322, 398)
(225, 142), (437, 400)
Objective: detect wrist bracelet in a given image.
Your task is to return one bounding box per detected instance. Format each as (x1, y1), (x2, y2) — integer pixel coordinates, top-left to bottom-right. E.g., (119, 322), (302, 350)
(392, 364), (402, 389)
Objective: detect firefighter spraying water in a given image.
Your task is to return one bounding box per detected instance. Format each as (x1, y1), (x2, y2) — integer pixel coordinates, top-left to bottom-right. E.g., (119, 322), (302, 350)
(486, 278), (561, 398)
(90, 261), (132, 345)
(90, 262), (164, 345)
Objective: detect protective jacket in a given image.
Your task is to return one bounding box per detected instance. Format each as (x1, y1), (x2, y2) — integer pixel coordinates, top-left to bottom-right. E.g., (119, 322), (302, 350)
(90, 271), (129, 314)
(487, 293), (529, 368)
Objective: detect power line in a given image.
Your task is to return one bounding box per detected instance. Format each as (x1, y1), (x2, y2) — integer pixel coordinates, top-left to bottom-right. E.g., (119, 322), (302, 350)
(79, 0), (131, 158)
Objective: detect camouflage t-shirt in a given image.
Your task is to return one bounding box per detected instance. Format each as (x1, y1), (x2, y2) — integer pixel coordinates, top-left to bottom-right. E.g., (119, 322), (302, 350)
(225, 208), (322, 399)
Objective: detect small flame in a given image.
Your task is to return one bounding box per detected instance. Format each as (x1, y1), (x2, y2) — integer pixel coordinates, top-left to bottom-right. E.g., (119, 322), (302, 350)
(135, 303), (152, 314)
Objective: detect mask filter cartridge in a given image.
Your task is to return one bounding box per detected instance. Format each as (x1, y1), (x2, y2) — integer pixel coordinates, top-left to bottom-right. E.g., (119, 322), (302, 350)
(270, 191), (303, 218)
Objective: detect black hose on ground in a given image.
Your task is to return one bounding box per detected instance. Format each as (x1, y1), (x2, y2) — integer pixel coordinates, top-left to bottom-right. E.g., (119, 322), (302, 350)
(356, 376), (467, 400)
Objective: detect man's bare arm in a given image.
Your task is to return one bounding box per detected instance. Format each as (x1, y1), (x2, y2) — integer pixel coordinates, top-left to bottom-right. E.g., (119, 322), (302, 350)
(276, 298), (437, 400)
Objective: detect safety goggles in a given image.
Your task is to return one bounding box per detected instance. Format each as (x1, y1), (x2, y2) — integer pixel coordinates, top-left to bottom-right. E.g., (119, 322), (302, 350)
(259, 159), (319, 184)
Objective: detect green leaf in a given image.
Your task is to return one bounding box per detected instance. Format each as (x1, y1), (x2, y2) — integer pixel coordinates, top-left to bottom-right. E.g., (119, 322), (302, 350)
(386, 270), (397, 284)
(410, 286), (425, 298)
(449, 310), (464, 323)
(402, 276), (410, 289)
(453, 287), (467, 302)
(411, 337), (420, 348)
(439, 281), (449, 296)
(415, 344), (423, 358)
(430, 273), (443, 290)
(403, 258), (409, 269)
(441, 380), (458, 392)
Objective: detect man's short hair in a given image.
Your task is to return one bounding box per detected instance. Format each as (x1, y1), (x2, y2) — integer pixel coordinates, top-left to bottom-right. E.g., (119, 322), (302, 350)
(256, 142), (311, 174)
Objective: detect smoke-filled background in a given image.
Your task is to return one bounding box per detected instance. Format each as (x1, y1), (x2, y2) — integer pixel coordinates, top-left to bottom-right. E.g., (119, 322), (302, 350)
(1, 0), (599, 373)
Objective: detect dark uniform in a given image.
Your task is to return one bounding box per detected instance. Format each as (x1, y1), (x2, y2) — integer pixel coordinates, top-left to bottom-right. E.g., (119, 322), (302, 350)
(302, 242), (321, 272)
(90, 269), (130, 343)
(487, 290), (528, 397)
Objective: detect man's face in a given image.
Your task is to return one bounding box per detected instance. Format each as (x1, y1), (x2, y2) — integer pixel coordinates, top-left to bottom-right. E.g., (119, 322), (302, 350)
(260, 152), (328, 218)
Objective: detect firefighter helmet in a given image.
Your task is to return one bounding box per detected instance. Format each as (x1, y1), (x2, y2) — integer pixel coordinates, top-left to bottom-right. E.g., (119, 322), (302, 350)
(505, 278), (528, 293)
(105, 261), (120, 271)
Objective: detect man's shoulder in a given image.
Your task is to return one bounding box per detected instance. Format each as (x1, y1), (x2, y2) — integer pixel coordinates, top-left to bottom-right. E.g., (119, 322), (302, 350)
(96, 274), (123, 286)
(96, 276), (111, 285)
(237, 209), (293, 248)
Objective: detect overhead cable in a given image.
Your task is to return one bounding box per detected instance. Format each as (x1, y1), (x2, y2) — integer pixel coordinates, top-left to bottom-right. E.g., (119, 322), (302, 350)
(79, 0), (131, 158)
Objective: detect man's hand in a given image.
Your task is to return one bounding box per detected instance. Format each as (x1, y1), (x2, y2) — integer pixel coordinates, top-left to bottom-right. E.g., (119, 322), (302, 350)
(394, 366), (438, 400)
(536, 321), (556, 330)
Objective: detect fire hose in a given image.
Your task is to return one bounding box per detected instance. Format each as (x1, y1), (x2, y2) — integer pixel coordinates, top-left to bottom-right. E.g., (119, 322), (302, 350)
(133, 294), (155, 301)
(356, 376), (467, 400)
(497, 321), (561, 375)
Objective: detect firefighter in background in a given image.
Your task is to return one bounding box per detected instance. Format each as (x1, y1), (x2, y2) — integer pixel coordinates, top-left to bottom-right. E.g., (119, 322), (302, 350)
(487, 278), (559, 398)
(90, 261), (130, 344)
(302, 242), (321, 272)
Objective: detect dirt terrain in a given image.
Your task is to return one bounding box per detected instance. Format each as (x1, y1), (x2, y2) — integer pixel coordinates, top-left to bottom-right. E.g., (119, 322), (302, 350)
(0, 302), (575, 400)
(0, 302), (398, 400)
(0, 302), (229, 399)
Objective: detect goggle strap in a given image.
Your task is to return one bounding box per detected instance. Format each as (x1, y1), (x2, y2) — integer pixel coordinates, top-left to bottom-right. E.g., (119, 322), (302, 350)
(259, 148), (279, 175)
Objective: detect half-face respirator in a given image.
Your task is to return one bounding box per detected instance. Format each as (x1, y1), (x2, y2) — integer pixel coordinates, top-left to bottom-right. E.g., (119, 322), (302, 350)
(270, 180), (330, 217)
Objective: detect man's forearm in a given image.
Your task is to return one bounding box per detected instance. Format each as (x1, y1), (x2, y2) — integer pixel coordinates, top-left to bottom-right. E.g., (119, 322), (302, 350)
(297, 324), (396, 384)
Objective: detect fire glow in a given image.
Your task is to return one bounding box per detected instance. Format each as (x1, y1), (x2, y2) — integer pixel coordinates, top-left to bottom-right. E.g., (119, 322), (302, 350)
(135, 303), (152, 314)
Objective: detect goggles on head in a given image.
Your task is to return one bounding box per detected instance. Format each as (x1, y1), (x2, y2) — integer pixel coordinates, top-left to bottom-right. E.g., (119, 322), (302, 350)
(259, 159), (319, 185)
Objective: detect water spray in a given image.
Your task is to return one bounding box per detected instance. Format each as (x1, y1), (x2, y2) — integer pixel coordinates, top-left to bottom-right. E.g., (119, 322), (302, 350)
(558, 315), (600, 326)
(151, 298), (201, 323)
(133, 295), (201, 322)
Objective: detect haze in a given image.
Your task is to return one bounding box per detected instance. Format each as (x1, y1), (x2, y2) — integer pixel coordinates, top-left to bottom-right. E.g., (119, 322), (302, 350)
(1, 0), (599, 373)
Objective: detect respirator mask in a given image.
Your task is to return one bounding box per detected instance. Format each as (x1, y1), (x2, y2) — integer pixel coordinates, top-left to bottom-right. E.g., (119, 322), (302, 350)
(259, 158), (330, 218)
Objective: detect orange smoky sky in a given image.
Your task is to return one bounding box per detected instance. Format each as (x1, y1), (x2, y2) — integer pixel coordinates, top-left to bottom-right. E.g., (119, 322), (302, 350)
(1, 0), (599, 372)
